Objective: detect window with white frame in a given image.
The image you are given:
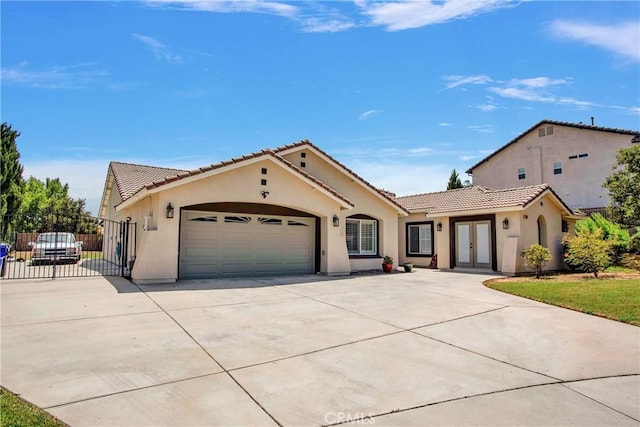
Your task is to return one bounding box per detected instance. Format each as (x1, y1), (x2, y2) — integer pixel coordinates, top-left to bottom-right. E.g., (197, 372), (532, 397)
(407, 222), (433, 256)
(346, 218), (377, 255)
(553, 161), (562, 175)
(518, 167), (526, 180)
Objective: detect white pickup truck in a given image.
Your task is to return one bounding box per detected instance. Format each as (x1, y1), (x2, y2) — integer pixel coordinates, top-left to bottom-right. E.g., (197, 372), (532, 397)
(30, 232), (83, 265)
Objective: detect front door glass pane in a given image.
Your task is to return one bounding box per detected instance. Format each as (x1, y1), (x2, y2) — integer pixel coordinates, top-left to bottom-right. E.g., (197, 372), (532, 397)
(457, 224), (471, 263)
(475, 223), (490, 264)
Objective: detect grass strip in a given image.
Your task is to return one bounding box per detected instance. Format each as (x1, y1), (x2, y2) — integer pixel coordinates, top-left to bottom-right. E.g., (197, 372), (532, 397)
(0, 387), (67, 427)
(485, 277), (640, 326)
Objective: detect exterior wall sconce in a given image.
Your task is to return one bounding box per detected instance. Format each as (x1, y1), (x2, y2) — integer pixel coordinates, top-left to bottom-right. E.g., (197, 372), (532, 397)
(502, 218), (509, 229)
(436, 222), (442, 232)
(523, 214), (528, 219)
(333, 215), (340, 227)
(166, 203), (174, 219)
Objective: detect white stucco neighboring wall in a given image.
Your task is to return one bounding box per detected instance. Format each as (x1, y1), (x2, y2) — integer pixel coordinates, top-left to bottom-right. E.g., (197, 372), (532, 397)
(470, 124), (636, 210)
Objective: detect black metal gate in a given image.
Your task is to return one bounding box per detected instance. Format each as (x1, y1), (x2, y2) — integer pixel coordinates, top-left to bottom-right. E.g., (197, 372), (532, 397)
(0, 217), (136, 280)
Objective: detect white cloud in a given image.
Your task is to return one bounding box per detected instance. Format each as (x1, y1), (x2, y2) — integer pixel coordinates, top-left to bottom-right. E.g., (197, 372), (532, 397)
(1, 62), (107, 89)
(300, 18), (356, 33)
(468, 125), (494, 134)
(476, 103), (497, 111)
(132, 33), (183, 64)
(550, 20), (640, 61)
(359, 109), (381, 120)
(439, 122), (454, 127)
(145, 0), (298, 18)
(443, 74), (493, 90)
(145, 0), (354, 33)
(407, 147), (434, 155)
(359, 0), (513, 31)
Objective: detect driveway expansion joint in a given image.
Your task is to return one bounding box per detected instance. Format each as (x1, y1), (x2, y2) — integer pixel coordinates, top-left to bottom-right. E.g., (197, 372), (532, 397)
(134, 282), (284, 427)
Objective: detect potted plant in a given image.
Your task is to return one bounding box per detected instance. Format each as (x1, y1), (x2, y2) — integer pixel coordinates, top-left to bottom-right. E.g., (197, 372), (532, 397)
(403, 262), (413, 273)
(382, 255), (393, 273)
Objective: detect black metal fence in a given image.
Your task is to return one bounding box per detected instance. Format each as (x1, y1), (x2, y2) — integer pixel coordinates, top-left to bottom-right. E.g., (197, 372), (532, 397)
(0, 217), (136, 280)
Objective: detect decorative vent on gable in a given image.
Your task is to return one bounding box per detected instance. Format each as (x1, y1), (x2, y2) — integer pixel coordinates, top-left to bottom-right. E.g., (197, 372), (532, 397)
(538, 126), (554, 137)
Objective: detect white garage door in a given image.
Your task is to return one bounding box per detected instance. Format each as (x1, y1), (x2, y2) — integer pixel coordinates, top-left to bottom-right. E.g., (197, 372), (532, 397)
(179, 210), (315, 279)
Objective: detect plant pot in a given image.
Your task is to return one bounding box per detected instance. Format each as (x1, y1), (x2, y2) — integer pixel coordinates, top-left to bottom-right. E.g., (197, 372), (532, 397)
(382, 263), (393, 273)
(403, 263), (413, 272)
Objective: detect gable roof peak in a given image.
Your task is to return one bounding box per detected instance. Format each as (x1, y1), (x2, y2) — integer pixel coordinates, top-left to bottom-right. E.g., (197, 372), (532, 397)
(466, 119), (639, 174)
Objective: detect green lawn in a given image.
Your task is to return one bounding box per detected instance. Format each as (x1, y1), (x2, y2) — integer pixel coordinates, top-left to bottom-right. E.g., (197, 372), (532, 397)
(0, 387), (66, 427)
(485, 276), (640, 326)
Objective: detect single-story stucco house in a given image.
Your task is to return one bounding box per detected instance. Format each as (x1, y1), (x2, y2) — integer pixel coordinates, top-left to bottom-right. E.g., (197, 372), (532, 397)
(396, 185), (582, 275)
(99, 140), (582, 284)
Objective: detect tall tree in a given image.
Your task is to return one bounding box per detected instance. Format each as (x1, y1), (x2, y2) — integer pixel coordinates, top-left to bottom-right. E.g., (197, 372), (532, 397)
(1, 123), (24, 239)
(603, 145), (640, 226)
(446, 169), (463, 190)
(15, 177), (98, 233)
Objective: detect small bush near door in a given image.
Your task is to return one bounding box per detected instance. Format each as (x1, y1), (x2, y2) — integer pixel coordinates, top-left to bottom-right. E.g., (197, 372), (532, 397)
(521, 244), (552, 279)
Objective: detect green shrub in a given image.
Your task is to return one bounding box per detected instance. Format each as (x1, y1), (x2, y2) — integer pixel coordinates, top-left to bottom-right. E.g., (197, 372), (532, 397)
(563, 228), (612, 278)
(629, 231), (640, 254)
(575, 214), (629, 263)
(521, 244), (552, 278)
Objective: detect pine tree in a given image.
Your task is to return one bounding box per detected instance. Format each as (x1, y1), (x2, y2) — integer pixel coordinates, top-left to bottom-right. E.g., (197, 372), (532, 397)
(446, 169), (463, 190)
(1, 123), (24, 239)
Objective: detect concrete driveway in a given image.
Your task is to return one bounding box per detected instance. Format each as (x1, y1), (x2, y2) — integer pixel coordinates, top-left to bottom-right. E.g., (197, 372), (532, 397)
(1, 270), (638, 426)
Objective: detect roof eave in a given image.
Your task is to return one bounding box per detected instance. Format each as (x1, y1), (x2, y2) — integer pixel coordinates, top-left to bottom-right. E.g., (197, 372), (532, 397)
(115, 154), (354, 212)
(276, 142), (410, 216)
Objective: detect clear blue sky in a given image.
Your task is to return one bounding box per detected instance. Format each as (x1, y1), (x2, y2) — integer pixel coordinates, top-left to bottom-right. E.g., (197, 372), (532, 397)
(2, 1), (639, 215)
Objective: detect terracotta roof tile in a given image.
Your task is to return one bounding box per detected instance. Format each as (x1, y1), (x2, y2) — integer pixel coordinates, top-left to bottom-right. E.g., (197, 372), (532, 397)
(396, 184), (565, 214)
(112, 148), (355, 208)
(110, 162), (188, 201)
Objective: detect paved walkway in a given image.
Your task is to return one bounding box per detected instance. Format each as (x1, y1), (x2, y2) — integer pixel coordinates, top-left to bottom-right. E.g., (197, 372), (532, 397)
(1, 270), (638, 426)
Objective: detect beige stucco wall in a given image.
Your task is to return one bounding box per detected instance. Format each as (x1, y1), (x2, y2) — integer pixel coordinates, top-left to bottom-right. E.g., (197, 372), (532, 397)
(115, 154), (400, 283)
(499, 194), (575, 274)
(403, 194), (575, 275)
(281, 148), (401, 271)
(398, 213), (436, 268)
(471, 124), (635, 210)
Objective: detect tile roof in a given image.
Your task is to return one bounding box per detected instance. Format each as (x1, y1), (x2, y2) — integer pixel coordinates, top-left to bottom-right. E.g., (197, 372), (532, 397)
(110, 147), (355, 208)
(396, 184), (569, 214)
(110, 162), (188, 200)
(466, 119), (640, 174)
(273, 140), (409, 215)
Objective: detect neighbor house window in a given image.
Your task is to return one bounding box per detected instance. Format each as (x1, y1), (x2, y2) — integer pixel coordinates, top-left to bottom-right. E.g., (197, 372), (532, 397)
(553, 162), (562, 175)
(406, 222), (433, 256)
(518, 167), (526, 180)
(346, 218), (377, 255)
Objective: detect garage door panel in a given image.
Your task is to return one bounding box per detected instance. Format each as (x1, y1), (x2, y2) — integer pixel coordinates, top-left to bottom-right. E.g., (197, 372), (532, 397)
(180, 210), (315, 279)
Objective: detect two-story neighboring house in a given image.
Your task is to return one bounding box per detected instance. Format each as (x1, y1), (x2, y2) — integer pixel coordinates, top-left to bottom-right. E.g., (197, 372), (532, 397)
(466, 120), (640, 213)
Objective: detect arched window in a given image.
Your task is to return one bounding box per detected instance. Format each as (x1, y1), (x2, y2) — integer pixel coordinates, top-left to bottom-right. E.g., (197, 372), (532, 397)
(537, 215), (548, 247)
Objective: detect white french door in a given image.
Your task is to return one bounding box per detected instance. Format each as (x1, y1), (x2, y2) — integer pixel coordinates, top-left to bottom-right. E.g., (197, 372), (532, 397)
(455, 220), (491, 269)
